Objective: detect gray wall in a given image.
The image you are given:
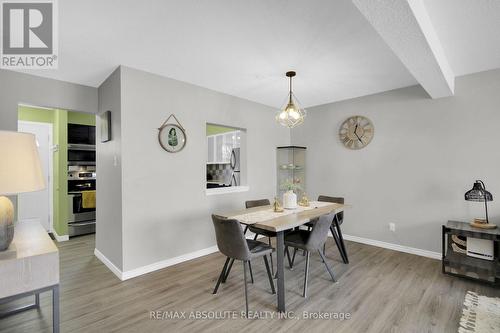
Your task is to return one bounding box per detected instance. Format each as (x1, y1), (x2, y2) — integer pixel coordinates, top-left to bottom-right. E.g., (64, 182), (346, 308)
(291, 69), (500, 253)
(0, 69), (97, 131)
(0, 69), (98, 219)
(119, 66), (289, 271)
(96, 67), (123, 270)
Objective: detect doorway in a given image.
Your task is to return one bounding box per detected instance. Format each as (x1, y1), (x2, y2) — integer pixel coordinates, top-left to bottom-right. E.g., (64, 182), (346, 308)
(17, 121), (54, 232)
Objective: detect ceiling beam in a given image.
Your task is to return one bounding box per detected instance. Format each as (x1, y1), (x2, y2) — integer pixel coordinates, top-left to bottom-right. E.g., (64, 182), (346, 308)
(351, 0), (454, 98)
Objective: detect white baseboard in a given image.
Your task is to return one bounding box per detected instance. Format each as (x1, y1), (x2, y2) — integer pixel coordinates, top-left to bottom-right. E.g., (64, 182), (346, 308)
(121, 245), (219, 280)
(340, 234), (441, 260)
(53, 230), (69, 242)
(94, 248), (124, 280)
(94, 245), (220, 281)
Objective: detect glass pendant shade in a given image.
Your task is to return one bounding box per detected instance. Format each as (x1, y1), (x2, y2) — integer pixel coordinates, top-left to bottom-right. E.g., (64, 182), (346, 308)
(276, 71), (306, 128)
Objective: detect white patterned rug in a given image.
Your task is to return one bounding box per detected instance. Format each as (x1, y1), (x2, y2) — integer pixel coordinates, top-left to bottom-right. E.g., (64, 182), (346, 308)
(459, 291), (500, 332)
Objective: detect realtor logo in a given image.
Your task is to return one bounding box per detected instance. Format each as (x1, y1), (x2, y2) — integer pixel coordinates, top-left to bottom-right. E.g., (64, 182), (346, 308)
(1, 0), (58, 68)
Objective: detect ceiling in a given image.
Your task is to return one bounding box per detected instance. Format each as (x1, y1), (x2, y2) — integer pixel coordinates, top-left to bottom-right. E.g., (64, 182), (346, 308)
(10, 0), (500, 108)
(423, 0), (500, 76)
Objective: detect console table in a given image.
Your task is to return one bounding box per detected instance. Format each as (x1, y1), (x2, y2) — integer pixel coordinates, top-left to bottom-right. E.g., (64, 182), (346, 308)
(0, 221), (60, 332)
(442, 220), (500, 286)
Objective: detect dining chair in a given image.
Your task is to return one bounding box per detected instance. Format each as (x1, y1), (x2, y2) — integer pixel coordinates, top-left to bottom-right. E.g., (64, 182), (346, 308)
(246, 199), (276, 271)
(305, 196), (348, 264)
(223, 199), (286, 282)
(212, 215), (275, 315)
(284, 213), (336, 298)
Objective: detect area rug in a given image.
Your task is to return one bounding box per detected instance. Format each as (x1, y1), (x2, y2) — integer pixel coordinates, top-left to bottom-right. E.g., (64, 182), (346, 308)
(458, 291), (500, 332)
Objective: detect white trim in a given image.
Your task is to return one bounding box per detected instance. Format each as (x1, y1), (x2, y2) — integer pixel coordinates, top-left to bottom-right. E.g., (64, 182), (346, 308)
(340, 234), (441, 260)
(94, 248), (123, 280)
(18, 103), (55, 111)
(205, 186), (249, 196)
(53, 230), (69, 242)
(121, 245), (219, 280)
(18, 120), (54, 234)
(94, 245), (220, 281)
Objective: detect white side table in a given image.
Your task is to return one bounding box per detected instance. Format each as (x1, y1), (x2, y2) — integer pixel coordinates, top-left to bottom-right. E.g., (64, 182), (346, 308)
(0, 221), (60, 332)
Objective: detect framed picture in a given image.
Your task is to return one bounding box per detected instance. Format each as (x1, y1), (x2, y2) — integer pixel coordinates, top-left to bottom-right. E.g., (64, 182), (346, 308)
(157, 114), (187, 153)
(158, 123), (186, 153)
(100, 111), (111, 142)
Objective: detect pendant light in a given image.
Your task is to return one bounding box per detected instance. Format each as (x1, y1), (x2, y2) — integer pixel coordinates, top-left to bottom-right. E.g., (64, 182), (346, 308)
(276, 71), (306, 128)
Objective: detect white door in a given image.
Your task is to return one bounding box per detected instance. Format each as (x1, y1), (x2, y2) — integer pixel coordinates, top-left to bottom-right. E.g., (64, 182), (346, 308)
(17, 121), (53, 232)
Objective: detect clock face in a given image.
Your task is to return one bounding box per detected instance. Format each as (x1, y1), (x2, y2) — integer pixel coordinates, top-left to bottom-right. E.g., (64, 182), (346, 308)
(339, 116), (374, 150)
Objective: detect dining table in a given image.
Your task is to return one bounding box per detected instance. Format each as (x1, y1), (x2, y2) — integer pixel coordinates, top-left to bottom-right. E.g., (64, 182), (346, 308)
(218, 201), (348, 312)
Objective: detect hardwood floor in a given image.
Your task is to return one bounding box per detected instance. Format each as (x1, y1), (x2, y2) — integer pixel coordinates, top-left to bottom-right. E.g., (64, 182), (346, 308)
(1, 234), (499, 333)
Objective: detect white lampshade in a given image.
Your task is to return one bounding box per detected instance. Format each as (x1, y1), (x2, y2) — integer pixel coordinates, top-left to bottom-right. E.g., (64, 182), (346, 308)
(0, 131), (45, 195)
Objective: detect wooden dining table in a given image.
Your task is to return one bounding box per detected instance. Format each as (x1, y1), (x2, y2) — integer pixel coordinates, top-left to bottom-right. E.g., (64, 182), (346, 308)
(218, 201), (348, 312)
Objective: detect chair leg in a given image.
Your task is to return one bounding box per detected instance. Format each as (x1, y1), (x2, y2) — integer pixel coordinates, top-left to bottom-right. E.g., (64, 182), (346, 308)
(285, 246), (293, 268)
(222, 258), (234, 283)
(243, 261), (249, 316)
(263, 255), (276, 294)
(291, 247), (297, 268)
(253, 233), (258, 240)
(318, 249), (336, 282)
(248, 261), (254, 284)
(213, 257), (231, 294)
(268, 237), (274, 276)
(243, 226), (249, 234)
(320, 243), (326, 263)
(303, 251), (310, 298)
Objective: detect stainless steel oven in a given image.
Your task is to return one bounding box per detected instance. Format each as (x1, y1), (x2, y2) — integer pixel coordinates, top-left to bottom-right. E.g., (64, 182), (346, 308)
(68, 166), (96, 237)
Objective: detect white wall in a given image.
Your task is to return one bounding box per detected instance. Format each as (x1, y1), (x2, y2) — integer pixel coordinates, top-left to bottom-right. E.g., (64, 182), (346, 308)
(291, 69), (500, 253)
(119, 66), (289, 271)
(96, 67), (123, 270)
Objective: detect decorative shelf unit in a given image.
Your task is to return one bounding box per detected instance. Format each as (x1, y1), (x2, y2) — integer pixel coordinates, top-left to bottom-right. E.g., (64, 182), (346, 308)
(442, 220), (500, 286)
(276, 146), (306, 200)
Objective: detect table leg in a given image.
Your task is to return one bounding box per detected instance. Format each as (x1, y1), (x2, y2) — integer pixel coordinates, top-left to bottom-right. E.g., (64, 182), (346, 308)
(276, 231), (285, 312)
(52, 285), (60, 333)
(334, 217), (349, 264)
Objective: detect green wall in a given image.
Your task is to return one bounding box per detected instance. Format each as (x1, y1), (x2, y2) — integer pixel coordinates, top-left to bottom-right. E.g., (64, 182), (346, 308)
(68, 111), (96, 126)
(206, 124), (236, 136)
(18, 106), (95, 236)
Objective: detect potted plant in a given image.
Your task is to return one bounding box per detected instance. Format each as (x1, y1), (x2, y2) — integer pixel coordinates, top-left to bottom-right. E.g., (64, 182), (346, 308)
(280, 179), (301, 209)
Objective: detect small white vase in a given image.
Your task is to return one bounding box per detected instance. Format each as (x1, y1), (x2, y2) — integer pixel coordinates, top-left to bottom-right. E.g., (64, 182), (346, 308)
(283, 190), (297, 209)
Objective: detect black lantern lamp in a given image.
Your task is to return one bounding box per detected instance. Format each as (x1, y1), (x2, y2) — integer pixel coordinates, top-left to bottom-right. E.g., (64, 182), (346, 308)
(465, 180), (493, 223)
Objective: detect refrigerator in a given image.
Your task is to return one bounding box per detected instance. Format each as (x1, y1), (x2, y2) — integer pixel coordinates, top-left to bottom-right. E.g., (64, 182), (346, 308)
(230, 148), (240, 186)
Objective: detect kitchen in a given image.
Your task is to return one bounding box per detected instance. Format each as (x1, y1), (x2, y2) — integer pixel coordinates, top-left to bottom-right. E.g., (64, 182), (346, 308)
(206, 123), (245, 191)
(16, 106), (97, 240)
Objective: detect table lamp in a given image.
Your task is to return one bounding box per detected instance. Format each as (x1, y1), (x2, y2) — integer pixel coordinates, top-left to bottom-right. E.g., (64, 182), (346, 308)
(464, 180), (493, 224)
(0, 131), (45, 251)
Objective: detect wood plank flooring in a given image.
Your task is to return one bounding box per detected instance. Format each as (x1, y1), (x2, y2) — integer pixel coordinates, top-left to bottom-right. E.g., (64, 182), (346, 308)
(1, 234), (499, 333)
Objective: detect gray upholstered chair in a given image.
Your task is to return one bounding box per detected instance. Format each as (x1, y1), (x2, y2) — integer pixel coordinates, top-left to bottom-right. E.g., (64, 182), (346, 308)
(285, 213), (336, 297)
(223, 199), (278, 283)
(246, 199), (276, 272)
(212, 215), (275, 315)
(305, 196), (348, 264)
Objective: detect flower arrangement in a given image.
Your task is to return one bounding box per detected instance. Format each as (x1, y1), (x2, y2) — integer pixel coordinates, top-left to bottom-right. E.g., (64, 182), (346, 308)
(280, 178), (302, 193)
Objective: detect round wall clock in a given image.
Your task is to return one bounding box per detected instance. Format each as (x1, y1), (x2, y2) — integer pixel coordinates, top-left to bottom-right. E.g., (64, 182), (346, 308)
(158, 114), (187, 153)
(339, 116), (374, 150)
